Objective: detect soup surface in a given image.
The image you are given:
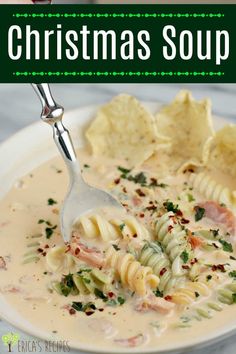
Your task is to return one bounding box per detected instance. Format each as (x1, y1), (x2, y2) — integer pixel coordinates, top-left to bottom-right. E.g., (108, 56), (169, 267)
(1, 92), (236, 352)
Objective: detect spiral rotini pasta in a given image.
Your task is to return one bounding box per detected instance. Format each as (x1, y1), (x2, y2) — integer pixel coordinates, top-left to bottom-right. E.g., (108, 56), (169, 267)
(105, 246), (159, 296)
(46, 245), (75, 272)
(155, 212), (193, 277)
(189, 172), (235, 207)
(194, 302), (223, 319)
(52, 267), (113, 296)
(218, 282), (236, 305)
(78, 214), (150, 242)
(139, 242), (185, 293)
(170, 281), (210, 305)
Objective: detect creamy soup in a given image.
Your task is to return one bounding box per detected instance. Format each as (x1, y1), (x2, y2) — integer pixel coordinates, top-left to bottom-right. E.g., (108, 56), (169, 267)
(1, 91), (236, 352)
(1, 147), (236, 352)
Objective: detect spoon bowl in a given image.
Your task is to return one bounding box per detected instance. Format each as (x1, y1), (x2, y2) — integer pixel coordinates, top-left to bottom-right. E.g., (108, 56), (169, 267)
(32, 83), (123, 242)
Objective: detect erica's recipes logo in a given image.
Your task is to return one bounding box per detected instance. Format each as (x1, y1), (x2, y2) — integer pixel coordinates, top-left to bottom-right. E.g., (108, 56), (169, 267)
(2, 332), (20, 352)
(1, 333), (70, 353)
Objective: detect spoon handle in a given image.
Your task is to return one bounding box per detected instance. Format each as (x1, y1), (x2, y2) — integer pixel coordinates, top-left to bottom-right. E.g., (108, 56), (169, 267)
(32, 83), (77, 164)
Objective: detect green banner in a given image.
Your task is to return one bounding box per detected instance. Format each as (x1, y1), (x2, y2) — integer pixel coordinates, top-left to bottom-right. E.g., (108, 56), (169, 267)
(0, 4), (235, 82)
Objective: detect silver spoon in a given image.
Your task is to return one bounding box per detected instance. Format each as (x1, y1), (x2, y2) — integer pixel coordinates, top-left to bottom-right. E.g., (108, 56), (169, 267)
(32, 83), (123, 243)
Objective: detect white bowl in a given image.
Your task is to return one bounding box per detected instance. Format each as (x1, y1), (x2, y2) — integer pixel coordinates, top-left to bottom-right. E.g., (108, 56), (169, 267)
(0, 102), (234, 354)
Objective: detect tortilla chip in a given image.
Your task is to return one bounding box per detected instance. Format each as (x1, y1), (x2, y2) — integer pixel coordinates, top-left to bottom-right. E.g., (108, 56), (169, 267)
(155, 90), (214, 168)
(86, 94), (170, 167)
(208, 125), (236, 178)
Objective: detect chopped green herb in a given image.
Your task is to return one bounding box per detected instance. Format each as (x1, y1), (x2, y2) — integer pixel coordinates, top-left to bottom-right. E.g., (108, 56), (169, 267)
(119, 223), (125, 231)
(195, 291), (200, 298)
(187, 194), (195, 202)
(219, 239), (233, 253)
(229, 271), (236, 279)
(106, 299), (117, 306)
(83, 164), (90, 168)
(117, 166), (131, 177)
(94, 288), (108, 301)
(180, 250), (189, 264)
(64, 274), (74, 288)
(38, 219), (52, 226)
(38, 219), (45, 224)
(117, 296), (125, 305)
(128, 172), (147, 185)
(210, 229), (220, 237)
(206, 275), (212, 281)
(72, 302), (84, 312)
(45, 225), (57, 239)
(149, 179), (168, 188)
(112, 244), (120, 251)
(153, 289), (163, 297)
(72, 301), (96, 312)
(232, 293), (236, 303)
(194, 206), (205, 222)
(163, 201), (179, 213)
(77, 268), (91, 274)
(83, 302), (96, 311)
(230, 256), (236, 261)
(60, 284), (71, 297)
(47, 198), (57, 206)
(43, 271), (48, 275)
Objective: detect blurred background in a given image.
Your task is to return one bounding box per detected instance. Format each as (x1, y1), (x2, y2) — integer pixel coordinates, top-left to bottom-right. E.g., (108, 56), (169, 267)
(0, 83), (236, 143)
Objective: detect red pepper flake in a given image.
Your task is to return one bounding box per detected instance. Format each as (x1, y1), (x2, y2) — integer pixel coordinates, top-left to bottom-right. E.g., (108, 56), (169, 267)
(44, 244), (49, 249)
(0, 256), (6, 270)
(182, 265), (190, 270)
(181, 218), (190, 224)
(176, 210), (183, 217)
(37, 248), (44, 253)
(42, 252), (47, 257)
(69, 308), (76, 315)
(75, 247), (80, 255)
(211, 264), (226, 272)
(168, 225), (173, 232)
(108, 292), (114, 298)
(122, 203), (128, 208)
(99, 308), (104, 312)
(65, 245), (71, 253)
(135, 189), (146, 197)
(132, 233), (138, 238)
(122, 187), (127, 193)
(114, 178), (120, 185)
(146, 205), (157, 211)
(164, 295), (172, 301)
(139, 213), (145, 218)
(160, 267), (167, 276)
(190, 258), (198, 265)
(85, 311), (95, 316)
(150, 177), (157, 184)
(149, 201), (154, 204)
(169, 215), (177, 224)
(212, 243), (219, 249)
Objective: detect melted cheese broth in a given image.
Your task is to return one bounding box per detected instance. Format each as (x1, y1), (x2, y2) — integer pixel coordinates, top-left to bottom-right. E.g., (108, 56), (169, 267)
(0, 149), (236, 352)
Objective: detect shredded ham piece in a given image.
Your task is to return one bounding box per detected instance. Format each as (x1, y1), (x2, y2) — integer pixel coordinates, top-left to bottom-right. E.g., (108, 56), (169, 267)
(135, 294), (175, 314)
(114, 333), (148, 348)
(188, 235), (203, 249)
(70, 241), (104, 268)
(199, 201), (236, 234)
